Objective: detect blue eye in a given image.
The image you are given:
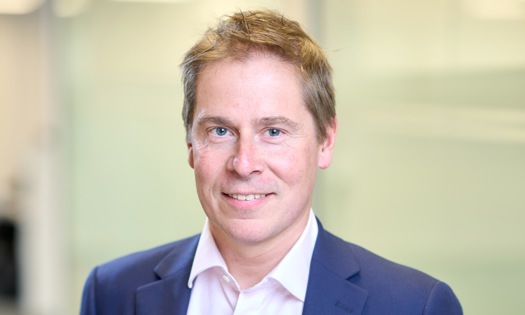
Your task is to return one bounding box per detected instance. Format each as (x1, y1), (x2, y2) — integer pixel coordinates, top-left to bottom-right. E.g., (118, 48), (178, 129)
(213, 127), (228, 136)
(268, 129), (281, 137)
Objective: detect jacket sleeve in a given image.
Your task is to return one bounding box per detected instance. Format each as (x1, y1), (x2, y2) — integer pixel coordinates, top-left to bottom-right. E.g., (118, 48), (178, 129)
(80, 267), (98, 315)
(424, 281), (463, 315)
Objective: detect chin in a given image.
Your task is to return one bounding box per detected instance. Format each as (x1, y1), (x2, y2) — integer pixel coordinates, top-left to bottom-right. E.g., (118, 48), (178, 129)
(224, 221), (274, 244)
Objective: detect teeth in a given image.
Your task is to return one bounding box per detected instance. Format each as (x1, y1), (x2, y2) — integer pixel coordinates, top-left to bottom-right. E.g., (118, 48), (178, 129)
(229, 194), (266, 201)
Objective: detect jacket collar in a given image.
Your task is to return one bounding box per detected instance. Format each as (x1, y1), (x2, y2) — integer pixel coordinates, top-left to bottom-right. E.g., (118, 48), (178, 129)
(134, 220), (368, 315)
(303, 220), (368, 314)
(135, 235), (199, 315)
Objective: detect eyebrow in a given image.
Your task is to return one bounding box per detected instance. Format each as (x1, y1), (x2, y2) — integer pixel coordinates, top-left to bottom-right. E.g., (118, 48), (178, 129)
(258, 116), (300, 130)
(195, 114), (300, 130)
(195, 115), (234, 127)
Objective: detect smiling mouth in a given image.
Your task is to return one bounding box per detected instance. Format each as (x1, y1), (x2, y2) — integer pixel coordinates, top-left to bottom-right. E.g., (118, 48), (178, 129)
(227, 194), (267, 201)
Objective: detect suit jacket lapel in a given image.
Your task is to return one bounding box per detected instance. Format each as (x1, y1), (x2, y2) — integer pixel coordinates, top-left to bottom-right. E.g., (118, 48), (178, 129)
(136, 236), (199, 315)
(303, 221), (368, 315)
(134, 222), (368, 315)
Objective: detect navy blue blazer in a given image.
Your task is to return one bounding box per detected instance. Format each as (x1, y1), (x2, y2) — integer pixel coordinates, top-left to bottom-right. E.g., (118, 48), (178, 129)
(80, 221), (462, 314)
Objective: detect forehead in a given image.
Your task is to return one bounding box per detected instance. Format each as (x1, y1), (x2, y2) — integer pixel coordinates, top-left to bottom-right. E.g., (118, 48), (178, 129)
(195, 54), (303, 109)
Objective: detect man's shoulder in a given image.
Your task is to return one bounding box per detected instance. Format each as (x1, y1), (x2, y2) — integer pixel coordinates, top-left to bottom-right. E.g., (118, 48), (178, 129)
(94, 234), (200, 284)
(320, 230), (438, 286)
(313, 229), (462, 314)
(81, 235), (200, 314)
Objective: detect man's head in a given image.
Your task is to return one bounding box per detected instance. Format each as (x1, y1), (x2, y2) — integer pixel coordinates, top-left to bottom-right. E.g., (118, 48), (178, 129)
(181, 10), (337, 253)
(181, 9), (336, 144)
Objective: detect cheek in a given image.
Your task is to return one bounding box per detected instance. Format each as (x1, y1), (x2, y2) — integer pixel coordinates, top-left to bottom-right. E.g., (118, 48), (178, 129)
(192, 147), (228, 184)
(194, 153), (213, 175)
(272, 146), (319, 184)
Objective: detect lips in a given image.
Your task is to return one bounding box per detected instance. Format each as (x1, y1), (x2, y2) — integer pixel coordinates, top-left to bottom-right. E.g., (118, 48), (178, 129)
(227, 193), (266, 201)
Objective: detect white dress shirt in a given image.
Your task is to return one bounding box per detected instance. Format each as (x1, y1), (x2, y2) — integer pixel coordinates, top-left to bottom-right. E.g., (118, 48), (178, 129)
(187, 210), (318, 315)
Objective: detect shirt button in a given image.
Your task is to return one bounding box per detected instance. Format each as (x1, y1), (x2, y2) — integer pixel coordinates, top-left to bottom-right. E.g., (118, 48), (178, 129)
(222, 274), (230, 283)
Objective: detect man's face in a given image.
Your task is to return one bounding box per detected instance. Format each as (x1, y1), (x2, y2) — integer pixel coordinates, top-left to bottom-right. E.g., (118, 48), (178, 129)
(188, 53), (336, 249)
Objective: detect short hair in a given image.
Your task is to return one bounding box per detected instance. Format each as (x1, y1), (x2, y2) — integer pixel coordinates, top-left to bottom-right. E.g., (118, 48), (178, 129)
(181, 9), (335, 143)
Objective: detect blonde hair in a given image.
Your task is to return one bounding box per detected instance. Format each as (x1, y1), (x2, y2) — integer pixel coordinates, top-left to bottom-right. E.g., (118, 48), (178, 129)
(181, 9), (335, 143)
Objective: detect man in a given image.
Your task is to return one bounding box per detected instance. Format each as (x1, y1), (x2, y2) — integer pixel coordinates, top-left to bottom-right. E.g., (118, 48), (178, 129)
(80, 10), (462, 314)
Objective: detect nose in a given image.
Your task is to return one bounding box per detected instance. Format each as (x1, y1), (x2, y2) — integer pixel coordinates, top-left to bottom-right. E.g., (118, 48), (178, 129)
(228, 136), (264, 177)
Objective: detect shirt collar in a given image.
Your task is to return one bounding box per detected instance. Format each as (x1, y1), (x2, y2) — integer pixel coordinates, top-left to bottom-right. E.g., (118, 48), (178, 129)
(266, 210), (318, 301)
(187, 219), (227, 289)
(188, 210), (319, 302)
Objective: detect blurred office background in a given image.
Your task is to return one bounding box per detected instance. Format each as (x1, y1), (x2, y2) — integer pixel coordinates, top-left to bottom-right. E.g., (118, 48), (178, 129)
(1, 0), (524, 314)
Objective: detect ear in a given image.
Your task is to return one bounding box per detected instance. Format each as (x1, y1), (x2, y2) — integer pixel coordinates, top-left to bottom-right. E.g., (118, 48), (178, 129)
(318, 118), (337, 169)
(187, 142), (195, 169)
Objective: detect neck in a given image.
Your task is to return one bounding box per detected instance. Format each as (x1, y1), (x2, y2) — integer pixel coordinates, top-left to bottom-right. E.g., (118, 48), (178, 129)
(221, 242), (289, 289)
(211, 214), (310, 290)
